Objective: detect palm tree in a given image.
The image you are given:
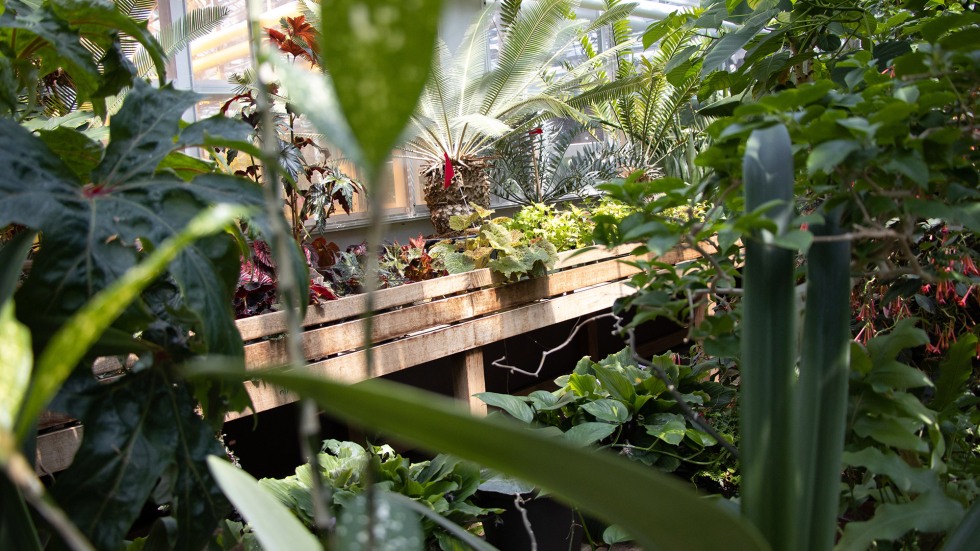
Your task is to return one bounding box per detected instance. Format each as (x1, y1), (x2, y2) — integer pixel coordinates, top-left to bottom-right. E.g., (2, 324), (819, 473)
(401, 0), (638, 234)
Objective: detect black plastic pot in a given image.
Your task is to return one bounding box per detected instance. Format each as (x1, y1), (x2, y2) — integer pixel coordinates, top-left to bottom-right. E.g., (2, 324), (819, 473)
(477, 491), (583, 551)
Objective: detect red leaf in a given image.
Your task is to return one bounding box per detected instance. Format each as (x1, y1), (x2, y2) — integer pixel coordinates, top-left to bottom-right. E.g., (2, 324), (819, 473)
(443, 152), (454, 189)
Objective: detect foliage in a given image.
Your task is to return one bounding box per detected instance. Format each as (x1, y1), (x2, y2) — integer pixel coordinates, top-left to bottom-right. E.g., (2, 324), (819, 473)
(0, 2), (308, 549)
(838, 325), (978, 550)
(477, 347), (737, 480)
(1, 205), (247, 551)
(378, 236), (448, 289)
(252, 440), (495, 551)
(429, 206), (559, 282)
(488, 119), (620, 205)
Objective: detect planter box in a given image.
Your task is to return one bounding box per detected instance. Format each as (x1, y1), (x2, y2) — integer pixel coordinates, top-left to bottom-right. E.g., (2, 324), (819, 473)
(34, 244), (701, 473)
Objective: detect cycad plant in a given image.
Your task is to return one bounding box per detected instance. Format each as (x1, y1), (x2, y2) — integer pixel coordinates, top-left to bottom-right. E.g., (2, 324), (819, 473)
(488, 118), (620, 205)
(401, 0), (638, 234)
(585, 6), (711, 182)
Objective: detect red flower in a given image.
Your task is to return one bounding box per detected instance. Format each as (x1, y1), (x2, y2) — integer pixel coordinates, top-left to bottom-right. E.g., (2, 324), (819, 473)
(529, 127), (543, 135)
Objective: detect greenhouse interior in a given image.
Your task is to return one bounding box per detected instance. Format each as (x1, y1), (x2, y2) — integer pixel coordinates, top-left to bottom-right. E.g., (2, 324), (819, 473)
(1, 0), (978, 550)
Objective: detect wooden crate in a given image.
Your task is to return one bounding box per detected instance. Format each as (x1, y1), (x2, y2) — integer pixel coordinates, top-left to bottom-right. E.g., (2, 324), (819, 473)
(35, 244), (699, 474)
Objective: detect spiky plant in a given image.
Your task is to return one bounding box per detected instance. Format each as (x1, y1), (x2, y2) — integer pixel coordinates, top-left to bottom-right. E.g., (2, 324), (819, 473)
(489, 118), (619, 205)
(401, 0), (639, 234)
(584, 4), (711, 182)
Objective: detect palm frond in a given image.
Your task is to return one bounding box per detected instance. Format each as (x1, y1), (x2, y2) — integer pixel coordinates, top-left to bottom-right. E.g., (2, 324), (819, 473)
(132, 6), (229, 78)
(498, 0), (523, 37)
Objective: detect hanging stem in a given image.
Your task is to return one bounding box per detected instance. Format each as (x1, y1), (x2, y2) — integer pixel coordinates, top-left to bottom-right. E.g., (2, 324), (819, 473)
(244, 0), (331, 540)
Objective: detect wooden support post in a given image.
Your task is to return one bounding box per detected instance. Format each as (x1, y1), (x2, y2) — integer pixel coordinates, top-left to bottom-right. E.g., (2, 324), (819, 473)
(452, 348), (487, 416)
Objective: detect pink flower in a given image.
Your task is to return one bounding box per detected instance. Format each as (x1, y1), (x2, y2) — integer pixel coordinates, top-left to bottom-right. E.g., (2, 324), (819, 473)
(443, 152), (454, 189)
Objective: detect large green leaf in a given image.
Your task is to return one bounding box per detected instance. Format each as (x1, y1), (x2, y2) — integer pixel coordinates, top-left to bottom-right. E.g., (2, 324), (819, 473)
(336, 492), (425, 551)
(0, 93), (265, 356)
(208, 457), (320, 551)
(836, 490), (963, 551)
(0, 231), (34, 307)
(51, 371), (231, 551)
(319, 0), (443, 170)
(193, 367), (770, 551)
(931, 334), (978, 412)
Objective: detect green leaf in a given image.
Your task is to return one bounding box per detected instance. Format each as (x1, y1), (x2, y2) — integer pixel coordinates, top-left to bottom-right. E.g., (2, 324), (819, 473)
(806, 139), (860, 176)
(702, 14), (769, 75)
(582, 399), (630, 423)
(12, 203), (247, 441)
(866, 319), (929, 366)
(931, 334), (978, 412)
(0, 110), (265, 358)
(336, 491), (425, 551)
(645, 413), (686, 445)
(842, 448), (939, 494)
(475, 392), (534, 423)
(603, 524), (632, 545)
(192, 367), (770, 551)
(0, 302), (31, 432)
(37, 127), (103, 181)
(868, 361), (933, 392)
(92, 81), (200, 186)
(0, 231), (34, 307)
(208, 457), (320, 551)
(591, 364), (637, 406)
(944, 499), (980, 551)
(771, 229), (813, 252)
(320, 0), (443, 170)
(836, 490), (963, 551)
(562, 422), (617, 447)
(52, 369), (231, 550)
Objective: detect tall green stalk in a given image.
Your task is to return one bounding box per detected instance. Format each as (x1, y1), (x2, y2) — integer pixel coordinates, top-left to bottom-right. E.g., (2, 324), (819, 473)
(795, 207), (851, 551)
(740, 123), (798, 549)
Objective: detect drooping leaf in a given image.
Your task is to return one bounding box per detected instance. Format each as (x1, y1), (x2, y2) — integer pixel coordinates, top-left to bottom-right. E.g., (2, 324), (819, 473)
(319, 0), (443, 170)
(335, 491), (425, 551)
(0, 302), (31, 432)
(208, 457), (320, 551)
(191, 367), (769, 551)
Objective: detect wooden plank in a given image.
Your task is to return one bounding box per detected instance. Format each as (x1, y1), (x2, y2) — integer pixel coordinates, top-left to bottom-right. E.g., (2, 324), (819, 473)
(452, 349), (487, 416)
(228, 281), (632, 420)
(235, 244), (641, 342)
(242, 250), (677, 368)
(37, 411), (75, 431)
(35, 425), (83, 475)
(236, 269), (496, 341)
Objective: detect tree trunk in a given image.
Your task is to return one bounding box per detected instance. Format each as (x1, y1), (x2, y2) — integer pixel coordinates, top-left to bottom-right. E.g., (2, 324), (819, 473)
(421, 159), (491, 235)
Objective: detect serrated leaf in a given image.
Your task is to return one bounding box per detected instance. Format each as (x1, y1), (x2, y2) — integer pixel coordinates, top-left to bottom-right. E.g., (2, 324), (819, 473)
(93, 81), (200, 185)
(0, 114), (266, 357)
(563, 422), (617, 447)
(37, 127), (104, 181)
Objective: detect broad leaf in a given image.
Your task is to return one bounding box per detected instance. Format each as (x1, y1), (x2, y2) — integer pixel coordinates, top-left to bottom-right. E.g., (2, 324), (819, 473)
(931, 334), (978, 411)
(562, 422), (617, 447)
(836, 490), (963, 551)
(645, 413), (687, 445)
(475, 392), (534, 423)
(582, 398), (630, 423)
(336, 492), (425, 551)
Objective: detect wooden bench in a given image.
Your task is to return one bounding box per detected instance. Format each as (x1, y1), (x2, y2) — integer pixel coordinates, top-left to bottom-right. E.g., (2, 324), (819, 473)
(34, 244), (700, 474)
